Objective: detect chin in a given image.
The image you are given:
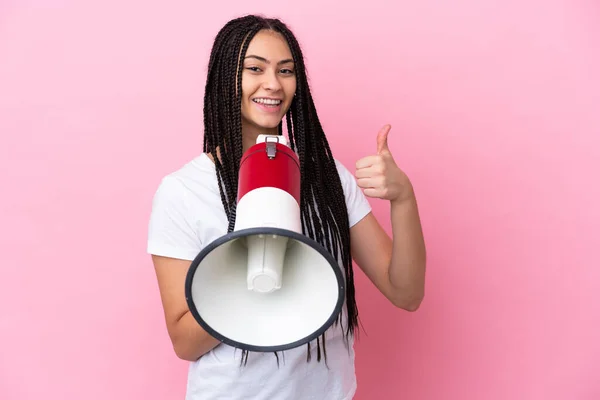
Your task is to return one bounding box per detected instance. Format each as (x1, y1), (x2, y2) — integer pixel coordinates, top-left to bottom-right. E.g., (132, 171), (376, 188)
(247, 116), (285, 131)
(242, 102), (291, 132)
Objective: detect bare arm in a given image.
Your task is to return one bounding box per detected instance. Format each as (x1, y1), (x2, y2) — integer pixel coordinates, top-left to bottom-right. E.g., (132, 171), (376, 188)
(352, 124), (426, 311)
(350, 192), (426, 311)
(152, 255), (221, 361)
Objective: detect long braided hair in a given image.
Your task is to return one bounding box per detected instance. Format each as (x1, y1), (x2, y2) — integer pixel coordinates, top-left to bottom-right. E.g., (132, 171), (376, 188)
(202, 14), (358, 365)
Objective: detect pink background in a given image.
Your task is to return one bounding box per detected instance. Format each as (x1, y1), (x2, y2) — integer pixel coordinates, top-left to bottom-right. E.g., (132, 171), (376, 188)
(1, 1), (599, 399)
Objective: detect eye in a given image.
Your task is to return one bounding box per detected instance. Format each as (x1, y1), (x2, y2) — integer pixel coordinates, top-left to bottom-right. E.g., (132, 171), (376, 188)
(245, 66), (262, 72)
(280, 68), (295, 75)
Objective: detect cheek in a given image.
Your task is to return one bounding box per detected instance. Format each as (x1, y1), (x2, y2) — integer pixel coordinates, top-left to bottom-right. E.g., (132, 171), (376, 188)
(284, 80), (297, 104)
(289, 79), (297, 96)
(240, 79), (253, 115)
(240, 73), (255, 99)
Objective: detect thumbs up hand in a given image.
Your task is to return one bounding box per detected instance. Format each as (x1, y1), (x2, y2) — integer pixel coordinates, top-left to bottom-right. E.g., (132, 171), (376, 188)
(355, 124), (414, 203)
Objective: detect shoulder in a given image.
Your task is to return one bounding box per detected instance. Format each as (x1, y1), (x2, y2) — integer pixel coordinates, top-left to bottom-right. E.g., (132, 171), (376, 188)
(331, 157), (372, 227)
(151, 154), (217, 204)
(332, 158), (355, 183)
(332, 157), (362, 195)
(147, 154), (221, 260)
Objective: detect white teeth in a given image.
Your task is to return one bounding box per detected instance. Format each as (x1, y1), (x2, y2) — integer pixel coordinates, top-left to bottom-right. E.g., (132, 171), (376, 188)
(253, 98), (282, 105)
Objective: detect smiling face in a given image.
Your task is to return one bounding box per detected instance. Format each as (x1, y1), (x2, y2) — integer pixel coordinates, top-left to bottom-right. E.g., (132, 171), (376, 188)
(240, 29), (297, 140)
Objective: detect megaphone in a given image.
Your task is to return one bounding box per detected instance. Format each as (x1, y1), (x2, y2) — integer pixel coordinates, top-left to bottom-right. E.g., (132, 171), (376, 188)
(185, 135), (345, 353)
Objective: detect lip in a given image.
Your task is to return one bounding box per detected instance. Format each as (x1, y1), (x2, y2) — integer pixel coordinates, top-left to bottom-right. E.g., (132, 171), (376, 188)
(252, 96), (283, 101)
(252, 98), (283, 114)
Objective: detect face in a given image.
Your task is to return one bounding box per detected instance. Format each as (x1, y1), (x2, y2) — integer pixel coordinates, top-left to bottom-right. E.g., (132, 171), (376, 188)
(240, 30), (297, 135)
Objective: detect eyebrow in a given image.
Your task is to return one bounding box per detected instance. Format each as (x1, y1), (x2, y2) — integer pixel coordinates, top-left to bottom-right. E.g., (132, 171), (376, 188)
(244, 55), (294, 65)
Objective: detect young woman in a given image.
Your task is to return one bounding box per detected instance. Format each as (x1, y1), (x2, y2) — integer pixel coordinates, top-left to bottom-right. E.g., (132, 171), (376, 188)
(147, 14), (426, 400)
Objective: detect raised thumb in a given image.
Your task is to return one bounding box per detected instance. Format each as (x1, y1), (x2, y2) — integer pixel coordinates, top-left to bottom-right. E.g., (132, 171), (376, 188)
(377, 124), (391, 154)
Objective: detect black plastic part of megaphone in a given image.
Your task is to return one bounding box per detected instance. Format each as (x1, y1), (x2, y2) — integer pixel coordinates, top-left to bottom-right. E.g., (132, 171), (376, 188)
(184, 227), (346, 353)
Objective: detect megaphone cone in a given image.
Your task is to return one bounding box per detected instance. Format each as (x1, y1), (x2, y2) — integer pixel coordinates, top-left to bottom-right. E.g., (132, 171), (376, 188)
(185, 135), (345, 353)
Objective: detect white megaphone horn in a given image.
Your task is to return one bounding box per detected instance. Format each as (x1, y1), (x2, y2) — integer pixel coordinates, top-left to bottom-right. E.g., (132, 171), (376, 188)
(185, 135), (345, 353)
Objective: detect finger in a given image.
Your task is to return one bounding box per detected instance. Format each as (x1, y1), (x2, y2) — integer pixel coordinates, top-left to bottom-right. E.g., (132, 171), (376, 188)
(363, 187), (385, 198)
(355, 166), (381, 179)
(356, 176), (385, 189)
(355, 155), (381, 170)
(356, 177), (378, 189)
(376, 124), (392, 154)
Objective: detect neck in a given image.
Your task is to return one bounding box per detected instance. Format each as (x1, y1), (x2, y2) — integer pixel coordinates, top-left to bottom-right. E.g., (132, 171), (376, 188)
(206, 121), (280, 165)
(242, 120), (278, 153)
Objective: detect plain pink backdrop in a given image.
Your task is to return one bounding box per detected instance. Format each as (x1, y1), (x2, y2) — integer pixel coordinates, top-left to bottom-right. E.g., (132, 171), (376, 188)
(1, 1), (599, 399)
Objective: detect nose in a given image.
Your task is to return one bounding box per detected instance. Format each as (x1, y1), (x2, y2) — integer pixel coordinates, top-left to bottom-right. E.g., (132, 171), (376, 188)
(262, 69), (283, 92)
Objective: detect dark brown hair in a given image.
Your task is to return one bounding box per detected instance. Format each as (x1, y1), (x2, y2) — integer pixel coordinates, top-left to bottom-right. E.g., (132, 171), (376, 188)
(202, 14), (358, 366)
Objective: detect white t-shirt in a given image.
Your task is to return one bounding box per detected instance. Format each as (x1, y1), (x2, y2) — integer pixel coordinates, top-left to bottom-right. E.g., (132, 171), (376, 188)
(147, 152), (371, 400)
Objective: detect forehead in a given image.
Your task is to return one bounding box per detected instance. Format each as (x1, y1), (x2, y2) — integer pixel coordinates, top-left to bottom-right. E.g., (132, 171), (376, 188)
(245, 30), (293, 60)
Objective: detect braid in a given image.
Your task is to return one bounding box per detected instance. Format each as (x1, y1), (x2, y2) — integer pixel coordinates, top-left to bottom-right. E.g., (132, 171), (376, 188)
(202, 14), (359, 367)
(278, 23), (358, 339)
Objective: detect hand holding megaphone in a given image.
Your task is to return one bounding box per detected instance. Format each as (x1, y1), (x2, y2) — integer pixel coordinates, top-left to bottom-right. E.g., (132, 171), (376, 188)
(355, 124), (414, 203)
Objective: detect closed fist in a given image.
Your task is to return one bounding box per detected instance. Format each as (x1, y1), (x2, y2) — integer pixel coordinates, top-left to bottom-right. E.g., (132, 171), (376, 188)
(355, 124), (413, 202)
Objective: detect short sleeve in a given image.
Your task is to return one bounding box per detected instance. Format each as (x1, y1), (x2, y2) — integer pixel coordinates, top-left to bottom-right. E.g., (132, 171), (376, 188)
(334, 159), (372, 227)
(146, 176), (202, 261)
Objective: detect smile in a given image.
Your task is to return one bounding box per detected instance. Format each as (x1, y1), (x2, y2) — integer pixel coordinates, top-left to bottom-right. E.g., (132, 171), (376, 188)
(253, 98), (282, 106)
(252, 97), (283, 114)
